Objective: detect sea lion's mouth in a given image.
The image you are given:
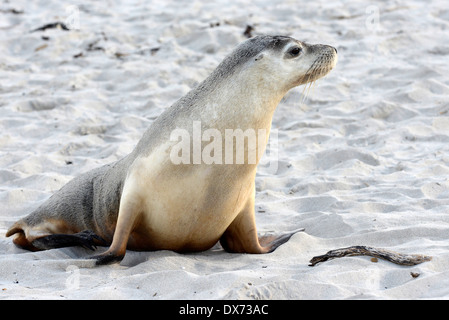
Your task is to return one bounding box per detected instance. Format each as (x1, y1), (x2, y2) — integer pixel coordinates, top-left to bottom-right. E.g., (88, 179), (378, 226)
(305, 55), (337, 83)
(298, 48), (337, 86)
(296, 47), (337, 102)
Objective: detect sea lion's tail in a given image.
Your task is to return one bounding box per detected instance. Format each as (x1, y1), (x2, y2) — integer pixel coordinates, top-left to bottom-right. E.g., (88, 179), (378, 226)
(5, 220), (38, 251)
(5, 220), (24, 237)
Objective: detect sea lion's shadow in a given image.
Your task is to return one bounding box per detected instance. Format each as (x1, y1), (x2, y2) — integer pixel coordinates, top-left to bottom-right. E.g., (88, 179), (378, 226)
(119, 243), (228, 268)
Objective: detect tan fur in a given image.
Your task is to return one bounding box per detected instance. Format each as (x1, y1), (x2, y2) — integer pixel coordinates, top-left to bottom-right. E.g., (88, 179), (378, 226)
(6, 36), (337, 264)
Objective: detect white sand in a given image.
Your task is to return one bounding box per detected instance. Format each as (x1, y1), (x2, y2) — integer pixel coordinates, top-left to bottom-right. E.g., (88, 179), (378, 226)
(1, 0), (449, 300)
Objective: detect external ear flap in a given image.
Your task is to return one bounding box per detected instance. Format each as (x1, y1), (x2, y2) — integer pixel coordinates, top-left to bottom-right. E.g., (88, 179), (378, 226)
(254, 53), (264, 61)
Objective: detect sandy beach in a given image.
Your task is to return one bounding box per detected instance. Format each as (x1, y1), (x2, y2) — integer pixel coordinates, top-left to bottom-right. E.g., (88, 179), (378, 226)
(1, 0), (449, 299)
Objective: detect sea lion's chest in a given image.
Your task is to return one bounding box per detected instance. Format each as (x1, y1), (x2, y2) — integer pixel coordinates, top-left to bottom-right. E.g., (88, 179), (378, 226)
(121, 142), (256, 250)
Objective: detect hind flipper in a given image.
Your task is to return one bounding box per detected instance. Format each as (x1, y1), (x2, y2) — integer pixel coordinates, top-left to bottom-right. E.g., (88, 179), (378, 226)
(91, 251), (125, 265)
(31, 230), (107, 250)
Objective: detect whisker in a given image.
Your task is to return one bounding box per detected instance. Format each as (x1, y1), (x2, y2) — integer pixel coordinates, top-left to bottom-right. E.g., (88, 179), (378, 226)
(306, 81), (314, 99)
(297, 52), (334, 107)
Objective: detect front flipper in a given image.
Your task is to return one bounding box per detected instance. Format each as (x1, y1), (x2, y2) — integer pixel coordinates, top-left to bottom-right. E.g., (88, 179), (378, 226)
(91, 196), (142, 265)
(258, 228), (305, 253)
(32, 230), (107, 251)
(220, 193), (303, 254)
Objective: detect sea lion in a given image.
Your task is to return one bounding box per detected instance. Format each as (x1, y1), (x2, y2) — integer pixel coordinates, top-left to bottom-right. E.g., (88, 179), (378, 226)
(6, 35), (337, 265)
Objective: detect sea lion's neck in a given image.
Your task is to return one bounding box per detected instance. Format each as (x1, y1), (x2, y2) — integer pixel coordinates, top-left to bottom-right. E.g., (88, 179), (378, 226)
(192, 69), (286, 131)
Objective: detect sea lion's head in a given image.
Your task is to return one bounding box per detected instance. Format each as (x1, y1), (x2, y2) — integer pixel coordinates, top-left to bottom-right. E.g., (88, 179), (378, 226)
(218, 35), (337, 93)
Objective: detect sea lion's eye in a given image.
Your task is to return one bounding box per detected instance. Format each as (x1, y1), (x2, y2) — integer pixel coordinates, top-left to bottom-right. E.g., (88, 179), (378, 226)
(289, 47), (302, 56)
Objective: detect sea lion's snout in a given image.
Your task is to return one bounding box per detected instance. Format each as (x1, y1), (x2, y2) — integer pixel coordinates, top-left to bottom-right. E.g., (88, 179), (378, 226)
(292, 42), (337, 86)
(319, 45), (337, 55)
(308, 44), (338, 57)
